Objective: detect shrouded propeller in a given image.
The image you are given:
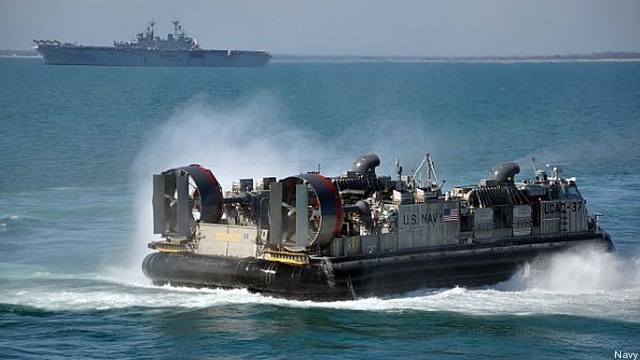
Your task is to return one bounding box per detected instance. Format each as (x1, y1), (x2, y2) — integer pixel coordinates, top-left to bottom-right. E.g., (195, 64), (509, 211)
(153, 165), (223, 238)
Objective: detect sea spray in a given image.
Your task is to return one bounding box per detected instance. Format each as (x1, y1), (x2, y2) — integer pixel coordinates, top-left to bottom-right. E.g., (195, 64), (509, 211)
(115, 93), (441, 284)
(122, 95), (337, 283)
(498, 245), (640, 293)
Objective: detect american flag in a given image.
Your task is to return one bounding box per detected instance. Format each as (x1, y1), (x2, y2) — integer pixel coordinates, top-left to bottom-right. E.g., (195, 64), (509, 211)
(443, 207), (459, 222)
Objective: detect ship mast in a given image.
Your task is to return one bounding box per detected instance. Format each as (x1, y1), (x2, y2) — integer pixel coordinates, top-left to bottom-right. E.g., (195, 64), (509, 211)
(409, 153), (441, 190)
(148, 19), (156, 38)
(172, 19), (181, 37)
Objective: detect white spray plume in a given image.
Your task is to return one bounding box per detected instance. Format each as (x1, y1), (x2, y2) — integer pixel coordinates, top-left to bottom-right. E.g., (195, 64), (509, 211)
(498, 246), (640, 293)
(115, 93), (478, 282)
(121, 94), (348, 282)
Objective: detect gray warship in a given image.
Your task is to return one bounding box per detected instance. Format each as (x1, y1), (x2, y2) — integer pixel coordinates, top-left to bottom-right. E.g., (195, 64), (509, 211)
(142, 153), (613, 301)
(33, 20), (271, 67)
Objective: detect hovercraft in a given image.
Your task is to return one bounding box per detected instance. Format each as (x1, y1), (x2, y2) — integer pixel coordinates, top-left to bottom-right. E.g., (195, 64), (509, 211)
(142, 154), (613, 301)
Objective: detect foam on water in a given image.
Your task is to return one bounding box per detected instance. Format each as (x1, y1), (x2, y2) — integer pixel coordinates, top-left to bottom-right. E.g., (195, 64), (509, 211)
(498, 246), (640, 293)
(2, 247), (638, 323)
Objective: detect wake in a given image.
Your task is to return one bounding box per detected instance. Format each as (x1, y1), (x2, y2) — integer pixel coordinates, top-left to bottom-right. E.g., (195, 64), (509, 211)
(1, 247), (639, 323)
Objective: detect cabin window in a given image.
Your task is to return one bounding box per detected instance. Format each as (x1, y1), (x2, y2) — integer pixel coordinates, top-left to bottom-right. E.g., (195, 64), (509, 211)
(564, 185), (582, 199)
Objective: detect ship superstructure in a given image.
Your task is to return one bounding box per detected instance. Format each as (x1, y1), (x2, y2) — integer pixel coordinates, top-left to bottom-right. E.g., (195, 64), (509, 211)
(112, 19), (198, 51)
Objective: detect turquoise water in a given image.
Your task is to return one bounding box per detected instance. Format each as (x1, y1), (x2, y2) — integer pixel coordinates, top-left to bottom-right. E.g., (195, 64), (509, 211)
(1, 58), (639, 359)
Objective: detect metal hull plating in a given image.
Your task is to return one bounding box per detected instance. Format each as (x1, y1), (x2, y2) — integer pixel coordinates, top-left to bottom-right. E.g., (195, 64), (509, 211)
(142, 232), (613, 301)
(36, 46), (271, 67)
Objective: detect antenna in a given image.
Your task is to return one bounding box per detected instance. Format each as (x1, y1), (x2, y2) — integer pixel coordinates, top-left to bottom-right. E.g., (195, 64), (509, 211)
(409, 152), (440, 190)
(426, 153), (439, 188)
(531, 157), (538, 173)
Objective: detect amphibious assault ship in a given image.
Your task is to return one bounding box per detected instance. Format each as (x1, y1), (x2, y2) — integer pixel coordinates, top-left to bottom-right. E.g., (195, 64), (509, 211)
(142, 154), (613, 301)
(33, 20), (271, 67)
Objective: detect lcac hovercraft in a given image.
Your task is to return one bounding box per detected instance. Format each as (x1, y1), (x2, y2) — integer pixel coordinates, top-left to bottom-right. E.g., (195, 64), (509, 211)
(142, 154), (613, 301)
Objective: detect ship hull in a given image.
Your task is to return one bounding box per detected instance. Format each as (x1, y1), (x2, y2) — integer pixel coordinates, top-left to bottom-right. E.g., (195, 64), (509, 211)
(142, 232), (613, 301)
(35, 46), (271, 67)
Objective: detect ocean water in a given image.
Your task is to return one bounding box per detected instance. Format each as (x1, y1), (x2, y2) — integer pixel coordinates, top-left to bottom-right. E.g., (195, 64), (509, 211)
(1, 57), (639, 359)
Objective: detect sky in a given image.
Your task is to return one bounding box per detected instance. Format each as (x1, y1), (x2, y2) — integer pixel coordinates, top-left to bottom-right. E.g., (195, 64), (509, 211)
(1, 0), (639, 56)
